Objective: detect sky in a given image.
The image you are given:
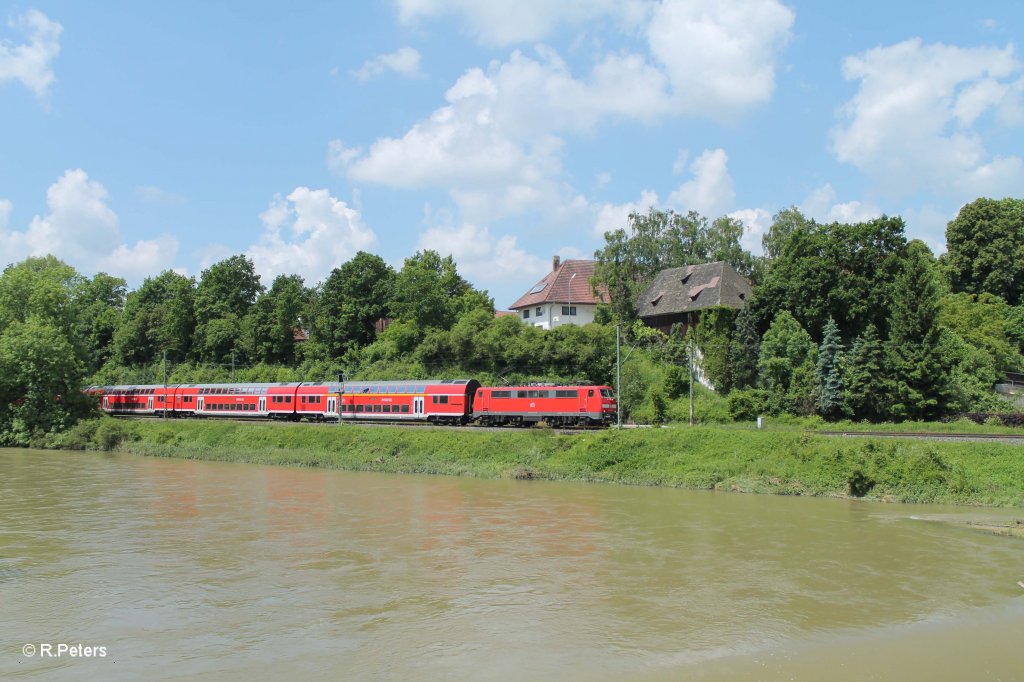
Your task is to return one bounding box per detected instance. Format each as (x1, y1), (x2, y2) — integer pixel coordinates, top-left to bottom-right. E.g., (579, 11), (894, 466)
(1, 1), (1022, 309)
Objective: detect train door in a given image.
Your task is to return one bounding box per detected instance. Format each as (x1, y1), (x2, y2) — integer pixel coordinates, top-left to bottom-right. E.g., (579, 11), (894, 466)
(414, 397), (424, 416)
(327, 397), (337, 417)
(197, 396), (204, 413)
(258, 397), (266, 414)
(103, 397), (109, 410)
(147, 396), (154, 411)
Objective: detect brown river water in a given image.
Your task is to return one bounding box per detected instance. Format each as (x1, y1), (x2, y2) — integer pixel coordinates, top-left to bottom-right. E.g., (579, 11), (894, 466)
(2, 448), (1023, 681)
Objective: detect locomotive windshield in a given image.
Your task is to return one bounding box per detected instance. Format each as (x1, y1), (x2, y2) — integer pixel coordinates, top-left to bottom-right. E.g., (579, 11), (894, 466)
(600, 389), (614, 398)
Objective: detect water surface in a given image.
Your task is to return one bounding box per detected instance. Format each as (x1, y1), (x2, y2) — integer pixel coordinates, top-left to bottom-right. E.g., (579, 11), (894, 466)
(2, 448), (1022, 680)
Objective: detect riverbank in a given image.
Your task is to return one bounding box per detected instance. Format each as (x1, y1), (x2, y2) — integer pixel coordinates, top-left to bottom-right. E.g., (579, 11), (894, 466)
(53, 417), (1024, 506)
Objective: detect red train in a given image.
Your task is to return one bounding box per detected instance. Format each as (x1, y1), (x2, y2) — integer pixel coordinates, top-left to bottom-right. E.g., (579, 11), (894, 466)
(88, 379), (617, 427)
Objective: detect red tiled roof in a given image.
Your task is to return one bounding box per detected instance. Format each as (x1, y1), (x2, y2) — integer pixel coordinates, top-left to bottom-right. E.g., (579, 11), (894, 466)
(510, 259), (608, 310)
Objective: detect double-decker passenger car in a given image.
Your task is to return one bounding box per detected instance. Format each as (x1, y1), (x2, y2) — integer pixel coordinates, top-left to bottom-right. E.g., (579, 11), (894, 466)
(339, 379), (480, 425)
(473, 385), (616, 426)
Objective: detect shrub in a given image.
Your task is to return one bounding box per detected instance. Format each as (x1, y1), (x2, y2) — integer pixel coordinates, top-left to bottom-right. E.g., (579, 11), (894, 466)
(728, 389), (772, 422)
(93, 418), (140, 451)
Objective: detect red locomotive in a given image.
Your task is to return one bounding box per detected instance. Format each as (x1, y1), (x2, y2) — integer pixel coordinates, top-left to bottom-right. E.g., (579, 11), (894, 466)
(474, 385), (616, 427)
(89, 379), (616, 427)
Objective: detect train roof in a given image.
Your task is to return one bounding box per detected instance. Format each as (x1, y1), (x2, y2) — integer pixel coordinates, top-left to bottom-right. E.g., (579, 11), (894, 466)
(342, 379), (475, 387)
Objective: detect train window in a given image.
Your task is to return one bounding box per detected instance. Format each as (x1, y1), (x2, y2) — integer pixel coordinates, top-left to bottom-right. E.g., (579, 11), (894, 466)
(286, 396), (292, 403)
(382, 405), (391, 413)
(431, 396), (437, 404)
(355, 404), (363, 413)
(388, 386), (396, 393)
(300, 396), (306, 403)
(369, 386), (377, 394)
(492, 390), (511, 399)
(401, 405), (409, 413)
(601, 389), (613, 398)
(439, 396), (449, 404)
(588, 389), (594, 397)
(373, 405), (381, 413)
(417, 385), (426, 393)
(556, 390), (578, 398)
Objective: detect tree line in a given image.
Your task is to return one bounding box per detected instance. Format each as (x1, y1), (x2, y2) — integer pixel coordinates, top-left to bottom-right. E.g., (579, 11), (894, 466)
(593, 197), (1024, 422)
(1, 196), (1021, 444)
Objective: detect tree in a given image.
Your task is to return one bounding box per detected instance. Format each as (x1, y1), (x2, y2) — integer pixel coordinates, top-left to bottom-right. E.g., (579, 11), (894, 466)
(884, 243), (953, 420)
(78, 272), (127, 372)
(728, 304), (761, 390)
(0, 256), (86, 339)
(815, 317), (844, 419)
(751, 216), (908, 342)
(0, 317), (90, 444)
(945, 197), (1024, 306)
(757, 311), (817, 413)
(242, 274), (310, 365)
(390, 250), (488, 331)
(761, 206), (812, 260)
(313, 252), (395, 357)
(842, 324), (888, 421)
(706, 216), (754, 276)
(194, 256), (263, 363)
(938, 292), (1023, 373)
(112, 271), (196, 365)
(0, 257), (97, 443)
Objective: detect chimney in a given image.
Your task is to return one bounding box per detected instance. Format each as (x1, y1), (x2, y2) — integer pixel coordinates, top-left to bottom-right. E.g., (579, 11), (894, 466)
(552, 255), (560, 272)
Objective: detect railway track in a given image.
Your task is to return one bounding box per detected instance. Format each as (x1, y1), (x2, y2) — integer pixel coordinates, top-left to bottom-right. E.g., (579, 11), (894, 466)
(817, 430), (1024, 443)
(112, 414), (601, 434)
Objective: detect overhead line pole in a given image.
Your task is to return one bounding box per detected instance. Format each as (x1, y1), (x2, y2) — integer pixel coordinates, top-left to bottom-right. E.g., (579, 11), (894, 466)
(616, 323), (622, 429)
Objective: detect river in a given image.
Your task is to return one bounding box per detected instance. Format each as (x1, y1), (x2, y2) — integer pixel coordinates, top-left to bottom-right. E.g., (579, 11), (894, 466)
(2, 448), (1023, 680)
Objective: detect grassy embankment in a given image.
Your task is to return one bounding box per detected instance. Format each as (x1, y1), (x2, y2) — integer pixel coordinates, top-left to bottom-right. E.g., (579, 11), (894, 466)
(54, 416), (1024, 507)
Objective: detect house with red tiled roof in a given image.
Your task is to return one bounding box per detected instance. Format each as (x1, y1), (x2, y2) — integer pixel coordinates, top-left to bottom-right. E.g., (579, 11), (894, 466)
(509, 256), (609, 329)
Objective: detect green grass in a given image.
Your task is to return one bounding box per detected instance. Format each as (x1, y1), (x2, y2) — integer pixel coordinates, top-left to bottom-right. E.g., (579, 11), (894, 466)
(54, 417), (1024, 507)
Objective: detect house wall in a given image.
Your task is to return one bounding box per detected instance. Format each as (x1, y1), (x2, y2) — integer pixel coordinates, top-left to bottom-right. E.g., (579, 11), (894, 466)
(519, 303), (598, 330)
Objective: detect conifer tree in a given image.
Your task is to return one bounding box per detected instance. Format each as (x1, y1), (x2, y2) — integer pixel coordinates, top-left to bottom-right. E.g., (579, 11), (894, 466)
(728, 304), (761, 390)
(884, 245), (953, 420)
(843, 324), (888, 421)
(815, 316), (844, 419)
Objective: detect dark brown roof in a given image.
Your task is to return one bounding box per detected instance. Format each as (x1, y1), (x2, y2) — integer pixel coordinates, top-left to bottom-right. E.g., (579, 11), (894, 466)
(636, 262), (752, 319)
(510, 259), (608, 310)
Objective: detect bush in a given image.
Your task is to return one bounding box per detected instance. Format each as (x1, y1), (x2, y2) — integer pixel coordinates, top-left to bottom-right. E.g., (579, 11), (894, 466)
(93, 418), (140, 450)
(728, 388), (772, 422)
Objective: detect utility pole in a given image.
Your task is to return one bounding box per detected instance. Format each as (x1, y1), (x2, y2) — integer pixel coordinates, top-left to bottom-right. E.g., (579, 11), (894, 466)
(616, 323), (622, 429)
(688, 337), (694, 426)
(162, 350), (167, 420)
(231, 351), (235, 382)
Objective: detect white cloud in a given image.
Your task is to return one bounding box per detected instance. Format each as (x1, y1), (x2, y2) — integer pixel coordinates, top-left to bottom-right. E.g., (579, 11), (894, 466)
(416, 221), (547, 301)
(0, 9), (62, 97)
(667, 148), (735, 218)
(0, 169), (179, 280)
(99, 236), (181, 282)
(248, 187), (377, 286)
(0, 198), (10, 230)
(352, 47), (423, 82)
(728, 207), (772, 255)
(336, 1), (794, 206)
(832, 38), (1024, 197)
(647, 0), (795, 117)
(593, 189), (659, 238)
(395, 0), (642, 45)
(800, 184), (881, 224)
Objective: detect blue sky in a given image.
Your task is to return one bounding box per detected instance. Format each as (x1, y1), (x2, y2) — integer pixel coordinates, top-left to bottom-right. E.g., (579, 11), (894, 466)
(1, 1), (1022, 309)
